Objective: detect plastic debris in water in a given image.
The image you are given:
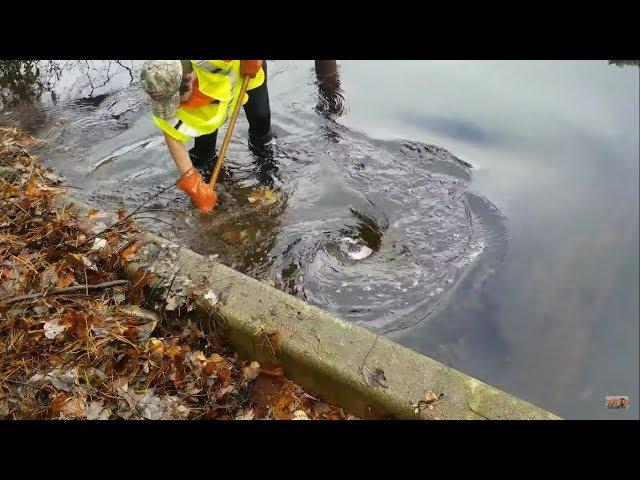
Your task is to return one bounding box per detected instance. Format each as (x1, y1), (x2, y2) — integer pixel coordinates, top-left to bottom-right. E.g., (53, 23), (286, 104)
(339, 237), (372, 260)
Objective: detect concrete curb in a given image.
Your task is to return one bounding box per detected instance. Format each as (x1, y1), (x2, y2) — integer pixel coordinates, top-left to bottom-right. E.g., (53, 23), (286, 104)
(57, 195), (562, 420)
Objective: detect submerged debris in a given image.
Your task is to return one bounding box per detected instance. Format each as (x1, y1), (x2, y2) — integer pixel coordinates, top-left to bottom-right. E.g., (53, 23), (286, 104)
(247, 187), (278, 206)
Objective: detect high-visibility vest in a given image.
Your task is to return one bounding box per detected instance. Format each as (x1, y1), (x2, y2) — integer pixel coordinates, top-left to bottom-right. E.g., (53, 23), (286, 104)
(153, 60), (265, 142)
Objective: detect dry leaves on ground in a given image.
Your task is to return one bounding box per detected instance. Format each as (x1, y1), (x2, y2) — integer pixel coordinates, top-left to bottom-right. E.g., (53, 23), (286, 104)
(0, 126), (355, 420)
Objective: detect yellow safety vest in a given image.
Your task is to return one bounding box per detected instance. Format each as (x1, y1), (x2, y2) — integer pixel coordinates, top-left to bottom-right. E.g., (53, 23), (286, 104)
(153, 60), (265, 142)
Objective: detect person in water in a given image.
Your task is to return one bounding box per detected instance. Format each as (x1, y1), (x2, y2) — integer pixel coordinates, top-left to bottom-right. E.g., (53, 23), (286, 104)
(140, 60), (274, 213)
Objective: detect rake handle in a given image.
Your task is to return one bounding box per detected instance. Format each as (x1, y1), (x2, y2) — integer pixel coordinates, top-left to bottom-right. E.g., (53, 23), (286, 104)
(208, 74), (252, 189)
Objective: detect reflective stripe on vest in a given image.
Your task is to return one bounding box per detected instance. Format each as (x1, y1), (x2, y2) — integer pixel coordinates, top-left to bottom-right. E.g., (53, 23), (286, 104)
(191, 60), (226, 75)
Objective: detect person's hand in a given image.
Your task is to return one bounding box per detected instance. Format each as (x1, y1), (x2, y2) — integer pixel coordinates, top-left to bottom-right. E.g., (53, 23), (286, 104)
(240, 60), (263, 78)
(177, 167), (217, 212)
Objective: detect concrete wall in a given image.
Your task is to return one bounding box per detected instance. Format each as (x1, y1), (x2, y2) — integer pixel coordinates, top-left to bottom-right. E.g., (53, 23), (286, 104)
(57, 195), (562, 420)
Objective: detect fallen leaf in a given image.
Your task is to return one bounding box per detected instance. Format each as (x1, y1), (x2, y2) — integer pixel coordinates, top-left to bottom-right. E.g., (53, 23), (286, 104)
(411, 391), (444, 413)
(166, 345), (182, 358)
(24, 178), (40, 198)
(111, 377), (129, 394)
(250, 374), (285, 417)
(91, 238), (107, 251)
(40, 266), (59, 289)
(126, 268), (156, 302)
(44, 318), (68, 339)
(243, 361), (261, 381)
(136, 321), (158, 343)
(29, 368), (79, 392)
(292, 410), (309, 420)
(235, 409), (255, 420)
(216, 384), (235, 399)
(98, 408), (112, 420)
(55, 272), (75, 288)
(120, 241), (141, 264)
(0, 266), (13, 280)
(204, 290), (218, 307)
(68, 253), (98, 271)
(275, 395), (294, 411)
(362, 366), (388, 388)
(32, 302), (49, 315)
(138, 390), (167, 420)
(85, 400), (105, 420)
(273, 409), (294, 420)
(147, 338), (164, 357)
(425, 391), (439, 404)
(259, 362), (284, 377)
(60, 396), (86, 419)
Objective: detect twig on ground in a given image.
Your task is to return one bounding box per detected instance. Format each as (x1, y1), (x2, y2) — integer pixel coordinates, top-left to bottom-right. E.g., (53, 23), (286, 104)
(1, 280), (129, 305)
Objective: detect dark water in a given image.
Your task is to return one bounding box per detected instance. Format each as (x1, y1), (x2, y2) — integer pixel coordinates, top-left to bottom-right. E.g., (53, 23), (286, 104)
(2, 60), (638, 419)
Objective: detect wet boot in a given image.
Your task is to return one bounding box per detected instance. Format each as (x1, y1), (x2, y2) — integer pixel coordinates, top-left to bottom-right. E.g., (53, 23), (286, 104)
(248, 129), (278, 187)
(248, 129), (276, 157)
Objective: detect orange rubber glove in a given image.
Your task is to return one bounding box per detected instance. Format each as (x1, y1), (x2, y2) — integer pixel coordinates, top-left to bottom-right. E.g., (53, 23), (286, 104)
(240, 60), (263, 78)
(177, 168), (217, 212)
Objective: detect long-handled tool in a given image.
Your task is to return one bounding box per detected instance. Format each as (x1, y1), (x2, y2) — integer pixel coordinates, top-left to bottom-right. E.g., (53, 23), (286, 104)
(207, 74), (252, 206)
